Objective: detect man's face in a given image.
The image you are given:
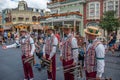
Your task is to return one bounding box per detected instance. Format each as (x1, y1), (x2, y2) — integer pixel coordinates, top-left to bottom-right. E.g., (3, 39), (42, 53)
(20, 31), (26, 36)
(47, 29), (53, 35)
(63, 28), (70, 34)
(86, 33), (96, 40)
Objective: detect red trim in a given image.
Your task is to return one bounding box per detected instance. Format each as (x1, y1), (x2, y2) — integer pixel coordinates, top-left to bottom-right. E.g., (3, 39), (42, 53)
(40, 11), (82, 19)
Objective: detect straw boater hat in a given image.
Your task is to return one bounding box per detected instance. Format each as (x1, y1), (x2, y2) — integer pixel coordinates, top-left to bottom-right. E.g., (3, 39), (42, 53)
(61, 24), (73, 29)
(46, 26), (55, 31)
(84, 26), (101, 36)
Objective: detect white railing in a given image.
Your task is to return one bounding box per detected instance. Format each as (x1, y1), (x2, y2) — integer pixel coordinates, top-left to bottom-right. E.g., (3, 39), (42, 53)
(47, 0), (86, 9)
(87, 16), (100, 20)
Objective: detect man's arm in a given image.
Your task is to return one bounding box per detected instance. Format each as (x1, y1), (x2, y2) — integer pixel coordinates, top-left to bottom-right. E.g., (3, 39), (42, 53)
(95, 44), (105, 78)
(71, 38), (79, 63)
(43, 40), (46, 57)
(49, 36), (58, 59)
(30, 37), (35, 56)
(6, 40), (19, 48)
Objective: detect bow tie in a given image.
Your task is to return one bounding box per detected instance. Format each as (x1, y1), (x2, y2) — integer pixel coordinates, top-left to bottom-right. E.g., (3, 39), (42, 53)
(64, 34), (68, 37)
(48, 35), (51, 37)
(21, 36), (25, 39)
(88, 40), (93, 43)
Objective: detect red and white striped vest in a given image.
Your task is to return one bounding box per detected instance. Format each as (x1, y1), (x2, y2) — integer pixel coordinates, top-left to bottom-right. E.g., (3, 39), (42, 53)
(45, 35), (54, 55)
(85, 40), (101, 73)
(19, 36), (31, 57)
(61, 35), (73, 61)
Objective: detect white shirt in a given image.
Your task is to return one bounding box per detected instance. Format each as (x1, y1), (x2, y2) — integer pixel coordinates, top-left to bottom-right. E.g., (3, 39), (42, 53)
(6, 35), (35, 56)
(43, 33), (58, 59)
(86, 39), (105, 78)
(60, 33), (79, 63)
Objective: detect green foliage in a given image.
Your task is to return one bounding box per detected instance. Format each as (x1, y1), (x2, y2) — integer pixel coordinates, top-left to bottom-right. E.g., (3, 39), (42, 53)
(99, 10), (120, 33)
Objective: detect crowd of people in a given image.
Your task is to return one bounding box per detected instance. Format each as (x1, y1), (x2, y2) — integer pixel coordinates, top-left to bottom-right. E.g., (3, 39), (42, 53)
(2, 25), (117, 80)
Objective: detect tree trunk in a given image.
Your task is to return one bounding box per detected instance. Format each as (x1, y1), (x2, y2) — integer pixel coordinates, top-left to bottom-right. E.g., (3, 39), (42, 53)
(107, 30), (111, 41)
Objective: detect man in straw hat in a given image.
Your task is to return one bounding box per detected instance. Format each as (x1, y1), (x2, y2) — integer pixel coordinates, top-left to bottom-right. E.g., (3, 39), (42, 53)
(60, 24), (79, 80)
(84, 26), (105, 80)
(2, 29), (35, 80)
(43, 26), (58, 80)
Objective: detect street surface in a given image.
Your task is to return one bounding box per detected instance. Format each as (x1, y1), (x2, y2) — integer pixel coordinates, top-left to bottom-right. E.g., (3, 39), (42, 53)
(0, 45), (120, 80)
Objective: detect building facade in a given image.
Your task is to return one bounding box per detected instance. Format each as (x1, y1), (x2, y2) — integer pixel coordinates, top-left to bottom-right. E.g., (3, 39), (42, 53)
(2, 0), (43, 33)
(40, 0), (85, 35)
(103, 0), (120, 17)
(84, 0), (120, 38)
(84, 0), (103, 27)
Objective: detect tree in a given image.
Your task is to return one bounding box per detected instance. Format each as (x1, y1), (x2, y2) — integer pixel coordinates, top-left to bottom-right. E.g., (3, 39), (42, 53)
(99, 10), (120, 35)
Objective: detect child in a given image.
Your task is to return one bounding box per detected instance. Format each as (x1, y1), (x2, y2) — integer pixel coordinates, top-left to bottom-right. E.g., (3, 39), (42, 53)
(78, 42), (86, 67)
(34, 37), (44, 70)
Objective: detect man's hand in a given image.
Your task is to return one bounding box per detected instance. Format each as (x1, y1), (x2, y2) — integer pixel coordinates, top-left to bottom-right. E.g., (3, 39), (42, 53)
(96, 77), (100, 80)
(60, 56), (63, 61)
(29, 53), (33, 57)
(48, 57), (51, 60)
(43, 54), (46, 59)
(72, 61), (76, 66)
(2, 45), (7, 49)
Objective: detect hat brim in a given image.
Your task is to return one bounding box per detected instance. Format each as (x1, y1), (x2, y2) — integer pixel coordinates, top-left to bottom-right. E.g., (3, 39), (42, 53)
(61, 27), (73, 29)
(84, 29), (101, 36)
(46, 29), (55, 31)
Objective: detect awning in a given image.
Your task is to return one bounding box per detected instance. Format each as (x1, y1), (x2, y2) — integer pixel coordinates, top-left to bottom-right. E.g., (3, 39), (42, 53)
(31, 25), (43, 30)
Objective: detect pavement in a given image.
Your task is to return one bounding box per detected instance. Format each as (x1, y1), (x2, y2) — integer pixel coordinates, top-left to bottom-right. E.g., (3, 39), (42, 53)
(0, 45), (120, 80)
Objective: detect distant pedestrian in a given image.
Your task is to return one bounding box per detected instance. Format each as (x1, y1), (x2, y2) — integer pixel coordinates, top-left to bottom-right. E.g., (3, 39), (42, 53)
(34, 37), (44, 70)
(78, 42), (86, 67)
(108, 31), (117, 54)
(3, 31), (8, 43)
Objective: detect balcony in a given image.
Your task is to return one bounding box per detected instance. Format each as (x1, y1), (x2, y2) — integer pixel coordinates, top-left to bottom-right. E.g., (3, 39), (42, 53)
(87, 16), (100, 21)
(47, 2), (60, 9)
(40, 11), (82, 19)
(40, 14), (82, 23)
(47, 0), (86, 9)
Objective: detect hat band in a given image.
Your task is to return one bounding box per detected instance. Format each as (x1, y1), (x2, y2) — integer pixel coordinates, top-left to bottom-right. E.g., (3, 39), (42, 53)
(88, 28), (99, 34)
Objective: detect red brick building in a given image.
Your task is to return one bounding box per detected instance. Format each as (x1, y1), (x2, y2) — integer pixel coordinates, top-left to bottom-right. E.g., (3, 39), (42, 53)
(84, 0), (103, 27)
(84, 0), (120, 27)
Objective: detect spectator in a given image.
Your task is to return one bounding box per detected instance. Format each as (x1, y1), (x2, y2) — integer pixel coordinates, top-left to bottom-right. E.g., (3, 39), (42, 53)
(3, 31), (8, 43)
(108, 31), (117, 54)
(55, 31), (60, 43)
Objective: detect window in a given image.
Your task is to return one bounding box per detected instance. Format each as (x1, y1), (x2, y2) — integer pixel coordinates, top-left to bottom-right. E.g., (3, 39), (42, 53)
(116, 1), (118, 5)
(19, 4), (25, 10)
(89, 3), (95, 17)
(26, 18), (29, 21)
(104, 0), (119, 16)
(13, 18), (16, 22)
(88, 2), (100, 18)
(36, 9), (39, 12)
(18, 17), (24, 21)
(108, 1), (114, 10)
